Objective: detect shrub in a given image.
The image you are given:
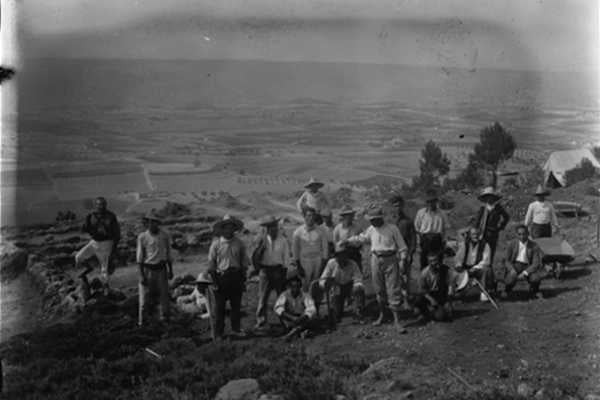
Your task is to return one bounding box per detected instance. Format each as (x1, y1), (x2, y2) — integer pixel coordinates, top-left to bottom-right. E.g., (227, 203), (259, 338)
(564, 158), (597, 186)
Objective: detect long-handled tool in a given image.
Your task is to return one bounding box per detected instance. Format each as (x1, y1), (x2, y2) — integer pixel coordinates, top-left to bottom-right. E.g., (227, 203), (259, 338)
(325, 282), (336, 330)
(138, 282), (145, 327)
(204, 287), (216, 342)
(472, 279), (499, 310)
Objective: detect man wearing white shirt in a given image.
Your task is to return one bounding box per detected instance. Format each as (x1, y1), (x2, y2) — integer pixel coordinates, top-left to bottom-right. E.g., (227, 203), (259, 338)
(292, 208), (329, 290)
(502, 225), (546, 299)
(254, 216), (291, 329)
(414, 191), (450, 269)
(524, 185), (560, 239)
(454, 227), (493, 301)
(346, 207), (407, 330)
(296, 177), (331, 216)
(274, 272), (318, 340)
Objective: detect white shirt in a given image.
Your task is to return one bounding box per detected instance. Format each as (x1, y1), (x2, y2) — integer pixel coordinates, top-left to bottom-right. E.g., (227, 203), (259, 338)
(455, 241), (491, 270)
(292, 224), (329, 260)
(414, 208), (450, 236)
(516, 241), (528, 263)
(260, 235), (291, 267)
(274, 290), (317, 318)
(136, 229), (172, 264)
(296, 190), (331, 215)
(524, 200), (559, 227)
(348, 223), (407, 255)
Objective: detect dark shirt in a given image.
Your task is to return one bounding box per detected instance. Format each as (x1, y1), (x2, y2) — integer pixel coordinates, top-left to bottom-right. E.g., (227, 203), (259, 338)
(474, 204), (510, 239)
(82, 210), (121, 242)
(397, 211), (416, 253)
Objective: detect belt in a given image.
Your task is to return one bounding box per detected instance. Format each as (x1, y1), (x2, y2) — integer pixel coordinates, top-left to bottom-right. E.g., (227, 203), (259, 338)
(372, 250), (396, 258)
(142, 262), (166, 270)
(261, 264), (283, 268)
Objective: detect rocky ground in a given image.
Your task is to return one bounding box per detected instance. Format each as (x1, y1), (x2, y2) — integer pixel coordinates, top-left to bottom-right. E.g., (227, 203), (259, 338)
(1, 178), (600, 399)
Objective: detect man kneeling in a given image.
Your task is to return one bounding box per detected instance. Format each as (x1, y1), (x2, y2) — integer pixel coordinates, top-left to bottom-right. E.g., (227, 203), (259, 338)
(310, 242), (365, 322)
(274, 272), (318, 340)
(502, 224), (546, 299)
(415, 253), (454, 322)
(454, 226), (494, 302)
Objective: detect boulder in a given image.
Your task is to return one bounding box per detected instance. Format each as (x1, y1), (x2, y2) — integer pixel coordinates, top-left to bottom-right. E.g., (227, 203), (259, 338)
(214, 379), (262, 400)
(517, 383), (535, 397)
(0, 242), (29, 282)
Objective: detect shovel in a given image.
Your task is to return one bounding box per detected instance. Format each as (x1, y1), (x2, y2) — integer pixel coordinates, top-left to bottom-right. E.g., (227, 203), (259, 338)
(472, 279), (499, 310)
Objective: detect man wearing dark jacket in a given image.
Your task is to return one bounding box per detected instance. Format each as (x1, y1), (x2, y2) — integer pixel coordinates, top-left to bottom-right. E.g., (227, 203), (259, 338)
(501, 225), (546, 299)
(76, 197), (121, 295)
(474, 187), (510, 265)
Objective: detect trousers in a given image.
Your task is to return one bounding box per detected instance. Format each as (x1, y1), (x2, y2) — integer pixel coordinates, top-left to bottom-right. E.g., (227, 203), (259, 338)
(504, 261), (547, 293)
(370, 253), (403, 312)
(139, 264), (170, 324)
(299, 256), (323, 291)
(310, 281), (365, 318)
(214, 268), (244, 336)
(255, 265), (286, 326)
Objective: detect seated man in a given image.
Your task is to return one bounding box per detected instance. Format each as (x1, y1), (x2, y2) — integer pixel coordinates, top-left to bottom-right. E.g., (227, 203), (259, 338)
(415, 253), (455, 322)
(310, 242), (365, 321)
(454, 226), (494, 302)
(176, 272), (212, 318)
(502, 224), (546, 299)
(274, 272), (318, 340)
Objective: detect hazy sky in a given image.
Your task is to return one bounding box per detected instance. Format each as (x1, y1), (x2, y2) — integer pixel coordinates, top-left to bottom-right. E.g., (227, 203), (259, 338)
(21, 0), (599, 71)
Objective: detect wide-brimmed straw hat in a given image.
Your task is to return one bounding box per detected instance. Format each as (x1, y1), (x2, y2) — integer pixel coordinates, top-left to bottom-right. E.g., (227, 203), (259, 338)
(454, 270), (470, 291)
(143, 210), (162, 223)
(304, 177), (324, 189)
(196, 271), (214, 285)
(259, 215), (280, 227)
(534, 185), (550, 197)
(366, 207), (385, 220)
(478, 186), (502, 202)
(338, 205), (356, 217)
(213, 214), (244, 233)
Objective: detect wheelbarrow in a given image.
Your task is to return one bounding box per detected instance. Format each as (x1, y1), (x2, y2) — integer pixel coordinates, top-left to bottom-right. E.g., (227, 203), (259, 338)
(535, 237), (575, 280)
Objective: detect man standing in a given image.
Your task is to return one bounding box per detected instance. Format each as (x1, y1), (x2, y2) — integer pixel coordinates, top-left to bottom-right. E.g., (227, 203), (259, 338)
(137, 211), (173, 325)
(415, 252), (455, 322)
(292, 207), (329, 290)
(76, 196), (121, 296)
(346, 207), (407, 330)
(296, 177), (331, 216)
(208, 214), (249, 338)
(274, 272), (318, 340)
(414, 190), (450, 269)
(254, 216), (291, 329)
(474, 187), (510, 264)
(310, 242), (365, 321)
(332, 205), (363, 271)
(524, 185), (560, 239)
(502, 225), (546, 299)
(454, 227), (493, 301)
(390, 195), (416, 267)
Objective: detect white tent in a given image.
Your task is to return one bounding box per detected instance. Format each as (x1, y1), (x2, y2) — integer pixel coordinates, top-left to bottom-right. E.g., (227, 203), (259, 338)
(543, 148), (600, 187)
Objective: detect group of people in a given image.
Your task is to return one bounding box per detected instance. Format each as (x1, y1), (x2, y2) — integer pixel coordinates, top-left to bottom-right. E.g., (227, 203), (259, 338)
(74, 179), (562, 340)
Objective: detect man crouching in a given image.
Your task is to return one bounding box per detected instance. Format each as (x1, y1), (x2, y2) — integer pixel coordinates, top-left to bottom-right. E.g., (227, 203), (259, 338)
(274, 271), (318, 340)
(310, 241), (365, 322)
(414, 252), (454, 322)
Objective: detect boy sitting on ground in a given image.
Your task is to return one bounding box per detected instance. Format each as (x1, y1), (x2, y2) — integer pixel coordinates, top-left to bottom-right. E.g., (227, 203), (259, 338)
(274, 271), (318, 340)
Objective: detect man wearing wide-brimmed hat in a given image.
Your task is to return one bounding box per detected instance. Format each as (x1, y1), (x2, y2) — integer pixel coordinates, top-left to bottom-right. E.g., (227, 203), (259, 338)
(292, 207), (329, 291)
(333, 205), (363, 270)
(253, 215), (291, 329)
(310, 241), (365, 321)
(296, 177), (331, 216)
(137, 210), (173, 326)
(474, 186), (510, 265)
(208, 214), (249, 338)
(345, 206), (407, 330)
(414, 190), (450, 269)
(524, 185), (560, 239)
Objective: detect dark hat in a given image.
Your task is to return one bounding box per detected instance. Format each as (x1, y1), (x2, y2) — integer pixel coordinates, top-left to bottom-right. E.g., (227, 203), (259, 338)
(286, 269), (302, 285)
(143, 210), (162, 223)
(477, 186), (502, 202)
(425, 190), (439, 203)
(259, 215), (280, 227)
(213, 214), (244, 233)
(304, 177), (324, 189)
(196, 271), (214, 285)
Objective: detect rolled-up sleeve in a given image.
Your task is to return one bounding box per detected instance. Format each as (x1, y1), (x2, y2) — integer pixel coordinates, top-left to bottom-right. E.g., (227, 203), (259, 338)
(392, 225), (407, 255)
